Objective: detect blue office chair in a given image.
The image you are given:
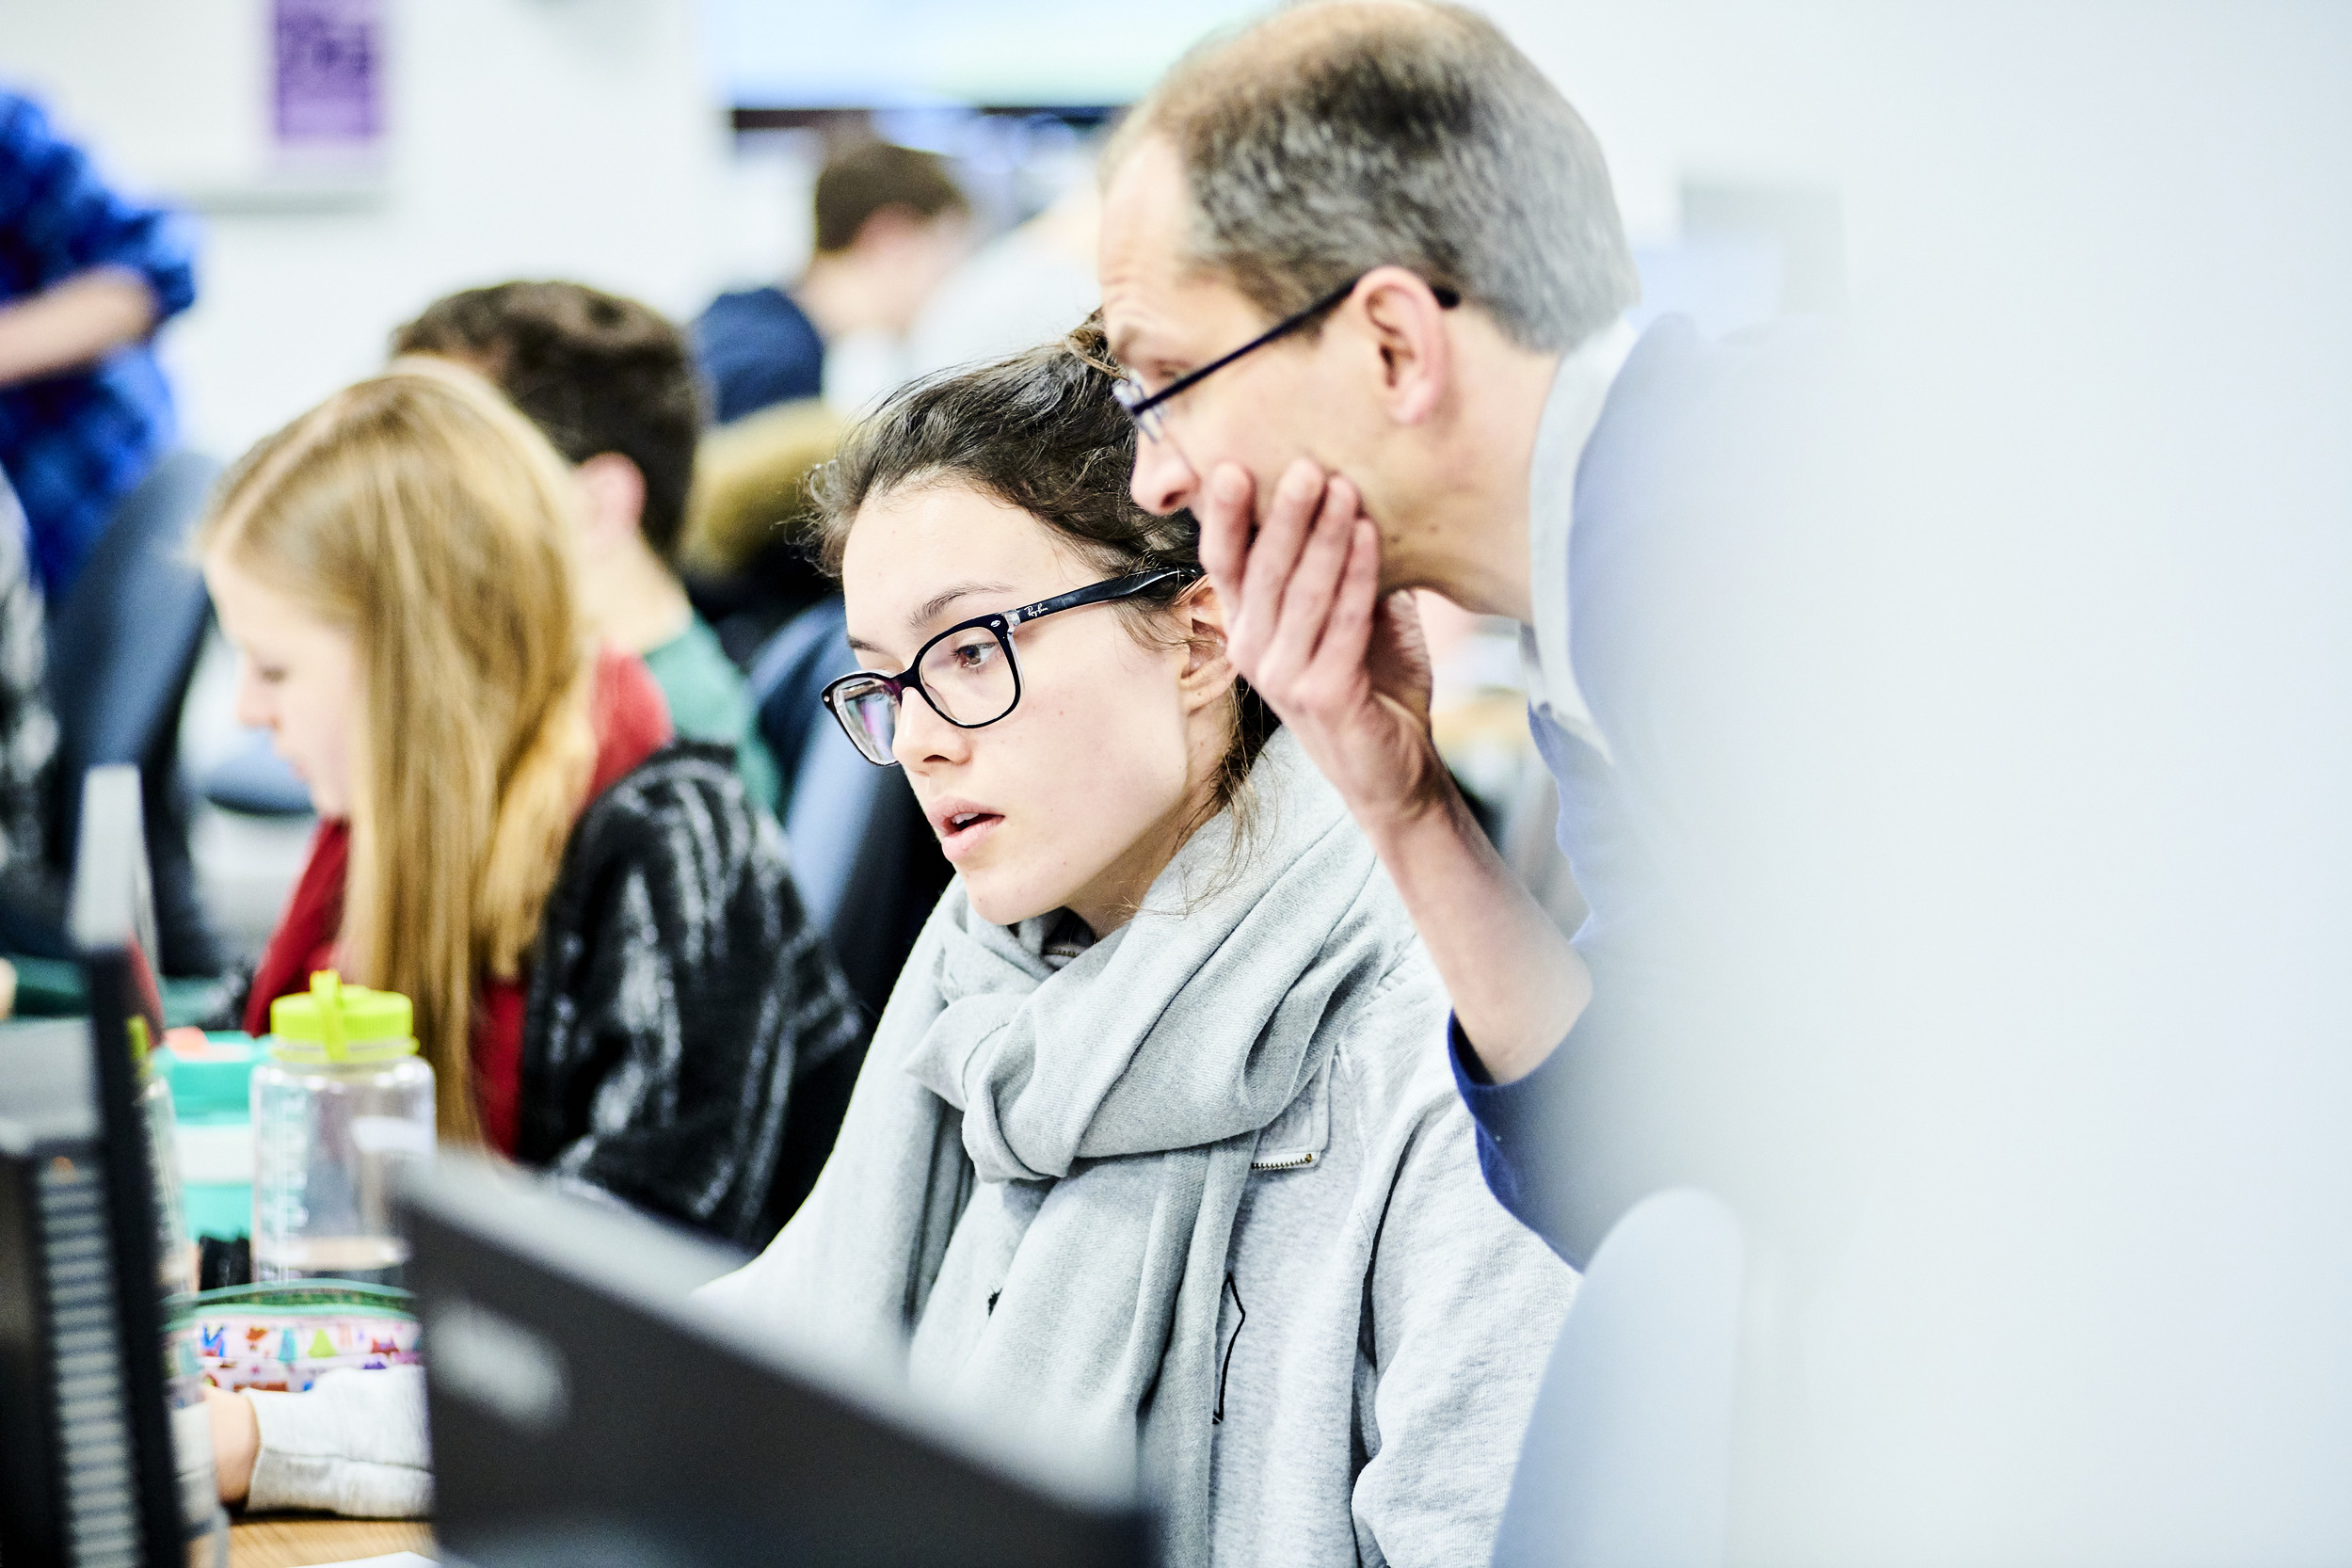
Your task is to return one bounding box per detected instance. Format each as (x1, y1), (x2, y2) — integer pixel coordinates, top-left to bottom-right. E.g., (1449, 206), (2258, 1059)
(749, 596), (950, 1224)
(749, 596), (950, 1021)
(195, 729), (311, 817)
(749, 599), (856, 833)
(45, 450), (224, 976)
(1493, 1188), (1747, 1568)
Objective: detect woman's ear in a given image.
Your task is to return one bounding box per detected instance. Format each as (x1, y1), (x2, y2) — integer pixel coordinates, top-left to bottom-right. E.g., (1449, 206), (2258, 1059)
(1174, 578), (1237, 712)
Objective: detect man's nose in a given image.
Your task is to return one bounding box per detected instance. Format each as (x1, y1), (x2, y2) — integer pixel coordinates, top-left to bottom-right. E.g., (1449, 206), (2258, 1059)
(1129, 430), (1199, 518)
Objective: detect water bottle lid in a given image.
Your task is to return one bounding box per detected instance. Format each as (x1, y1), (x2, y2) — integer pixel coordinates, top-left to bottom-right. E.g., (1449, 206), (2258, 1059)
(268, 971), (417, 1063)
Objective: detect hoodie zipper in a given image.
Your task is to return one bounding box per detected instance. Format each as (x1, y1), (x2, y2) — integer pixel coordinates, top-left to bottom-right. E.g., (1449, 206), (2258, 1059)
(1250, 1151), (1318, 1172)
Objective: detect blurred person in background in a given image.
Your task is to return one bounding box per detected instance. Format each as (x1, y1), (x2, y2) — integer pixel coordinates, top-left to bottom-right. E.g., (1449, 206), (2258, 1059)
(0, 88), (196, 599)
(692, 139), (970, 424)
(393, 280), (781, 812)
(673, 393), (849, 664)
(909, 173), (1101, 376)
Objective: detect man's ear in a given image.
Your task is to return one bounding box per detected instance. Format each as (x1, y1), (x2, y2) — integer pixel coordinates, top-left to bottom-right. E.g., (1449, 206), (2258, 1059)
(1352, 264), (1454, 428)
(851, 203), (928, 259)
(1175, 578), (1238, 712)
(574, 453), (648, 552)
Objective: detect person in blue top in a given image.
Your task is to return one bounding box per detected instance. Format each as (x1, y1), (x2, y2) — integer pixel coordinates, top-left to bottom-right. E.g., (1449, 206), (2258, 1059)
(1096, 1), (1832, 1277)
(0, 90), (197, 599)
(690, 140), (968, 424)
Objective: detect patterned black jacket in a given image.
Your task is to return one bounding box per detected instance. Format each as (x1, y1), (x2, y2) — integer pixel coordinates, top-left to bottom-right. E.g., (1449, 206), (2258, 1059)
(520, 740), (866, 1250)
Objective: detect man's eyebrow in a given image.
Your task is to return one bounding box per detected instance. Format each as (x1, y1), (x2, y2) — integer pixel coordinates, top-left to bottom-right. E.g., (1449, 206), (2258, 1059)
(1105, 309), (1166, 368)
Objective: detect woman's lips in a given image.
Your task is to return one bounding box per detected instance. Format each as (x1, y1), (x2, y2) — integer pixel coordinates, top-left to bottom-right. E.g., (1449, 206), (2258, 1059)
(936, 808), (1004, 865)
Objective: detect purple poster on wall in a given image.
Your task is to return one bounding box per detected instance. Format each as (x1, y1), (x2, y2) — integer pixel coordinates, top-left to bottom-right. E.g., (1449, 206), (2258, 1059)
(274, 0), (383, 149)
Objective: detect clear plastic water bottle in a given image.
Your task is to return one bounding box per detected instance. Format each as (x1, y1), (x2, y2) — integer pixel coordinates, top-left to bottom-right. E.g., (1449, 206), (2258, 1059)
(250, 972), (435, 1287)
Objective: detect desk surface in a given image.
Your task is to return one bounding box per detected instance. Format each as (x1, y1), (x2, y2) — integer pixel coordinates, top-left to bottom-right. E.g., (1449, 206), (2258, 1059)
(229, 1515), (435, 1568)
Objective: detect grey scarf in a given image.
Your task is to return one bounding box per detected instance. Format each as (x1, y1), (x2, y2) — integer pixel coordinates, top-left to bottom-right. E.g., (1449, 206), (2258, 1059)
(742, 728), (1401, 1564)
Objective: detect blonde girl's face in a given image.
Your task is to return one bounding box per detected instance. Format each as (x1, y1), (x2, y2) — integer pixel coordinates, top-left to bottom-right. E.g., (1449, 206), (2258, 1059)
(203, 551), (360, 818)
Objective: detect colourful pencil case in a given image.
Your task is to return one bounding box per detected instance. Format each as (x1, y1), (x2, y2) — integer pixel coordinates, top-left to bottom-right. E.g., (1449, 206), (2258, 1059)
(174, 1280), (422, 1394)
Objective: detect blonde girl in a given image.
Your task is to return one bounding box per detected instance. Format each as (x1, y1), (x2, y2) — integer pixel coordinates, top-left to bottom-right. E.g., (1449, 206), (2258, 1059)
(200, 359), (856, 1215)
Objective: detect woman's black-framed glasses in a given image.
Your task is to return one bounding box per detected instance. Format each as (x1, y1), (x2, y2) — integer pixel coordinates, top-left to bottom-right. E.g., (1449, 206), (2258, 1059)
(821, 567), (1204, 766)
(1112, 272), (1461, 442)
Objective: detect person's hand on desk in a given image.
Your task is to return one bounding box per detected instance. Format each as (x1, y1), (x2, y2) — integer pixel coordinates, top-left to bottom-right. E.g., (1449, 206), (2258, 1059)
(204, 1383), (260, 1507)
(1194, 456), (1592, 1082)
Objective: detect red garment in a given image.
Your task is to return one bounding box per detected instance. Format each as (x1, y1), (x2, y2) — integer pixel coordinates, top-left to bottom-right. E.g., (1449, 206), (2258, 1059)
(244, 646), (672, 1153)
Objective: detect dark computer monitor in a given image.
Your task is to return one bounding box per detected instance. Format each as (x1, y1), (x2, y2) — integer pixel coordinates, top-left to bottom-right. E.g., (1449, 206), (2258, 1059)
(0, 764), (223, 1568)
(400, 1153), (1153, 1568)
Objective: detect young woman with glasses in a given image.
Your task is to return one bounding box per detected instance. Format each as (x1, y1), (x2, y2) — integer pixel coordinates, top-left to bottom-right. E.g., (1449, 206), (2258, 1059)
(700, 322), (1575, 1567)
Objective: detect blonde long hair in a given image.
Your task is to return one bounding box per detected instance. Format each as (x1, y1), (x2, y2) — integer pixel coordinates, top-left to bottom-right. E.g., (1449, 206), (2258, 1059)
(199, 360), (597, 1144)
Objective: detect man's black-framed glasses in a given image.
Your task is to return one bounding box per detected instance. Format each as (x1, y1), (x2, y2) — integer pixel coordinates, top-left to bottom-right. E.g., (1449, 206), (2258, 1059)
(1112, 272), (1461, 442)
(821, 567), (1204, 766)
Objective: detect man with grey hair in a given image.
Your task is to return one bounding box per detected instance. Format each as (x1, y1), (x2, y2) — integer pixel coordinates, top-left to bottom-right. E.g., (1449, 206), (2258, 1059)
(1100, 0), (1829, 1281)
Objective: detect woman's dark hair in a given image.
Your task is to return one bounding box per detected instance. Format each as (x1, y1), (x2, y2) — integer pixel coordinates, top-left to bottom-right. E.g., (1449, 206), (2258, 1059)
(808, 317), (1278, 841)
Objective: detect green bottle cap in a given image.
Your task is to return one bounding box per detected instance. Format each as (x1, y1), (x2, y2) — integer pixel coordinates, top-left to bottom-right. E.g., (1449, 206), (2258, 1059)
(267, 971), (417, 1064)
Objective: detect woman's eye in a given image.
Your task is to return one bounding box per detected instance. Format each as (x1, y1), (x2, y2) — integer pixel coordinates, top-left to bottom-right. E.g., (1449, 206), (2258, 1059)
(952, 640), (996, 670)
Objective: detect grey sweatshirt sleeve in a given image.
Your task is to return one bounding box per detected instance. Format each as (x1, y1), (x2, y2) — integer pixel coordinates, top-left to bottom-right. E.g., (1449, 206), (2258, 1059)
(245, 1367), (432, 1518)
(1353, 1099), (1578, 1566)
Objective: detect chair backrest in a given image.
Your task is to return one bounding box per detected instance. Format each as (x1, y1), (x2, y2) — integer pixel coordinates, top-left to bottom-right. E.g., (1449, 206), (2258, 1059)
(748, 597), (854, 804)
(749, 598), (949, 1023)
(1494, 1188), (1746, 1568)
(44, 450), (222, 975)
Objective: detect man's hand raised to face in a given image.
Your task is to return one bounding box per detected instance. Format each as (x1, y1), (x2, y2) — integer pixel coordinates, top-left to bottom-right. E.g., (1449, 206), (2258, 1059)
(1194, 455), (1592, 1084)
(1197, 456), (1449, 835)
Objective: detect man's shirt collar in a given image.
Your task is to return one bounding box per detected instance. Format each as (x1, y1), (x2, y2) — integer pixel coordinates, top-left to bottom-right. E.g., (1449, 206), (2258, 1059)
(1522, 318), (1639, 760)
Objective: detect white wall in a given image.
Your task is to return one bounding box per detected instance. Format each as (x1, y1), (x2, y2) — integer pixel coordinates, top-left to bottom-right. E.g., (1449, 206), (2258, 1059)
(1487, 3), (1861, 243)
(0, 0), (766, 458)
(0, 0), (272, 197)
(0, 0), (1875, 460)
